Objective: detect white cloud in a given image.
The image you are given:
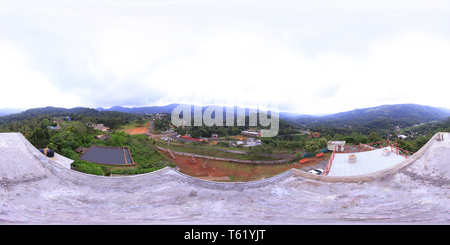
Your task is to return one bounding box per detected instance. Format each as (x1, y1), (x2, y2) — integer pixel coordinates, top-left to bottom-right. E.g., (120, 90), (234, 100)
(150, 32), (298, 108)
(93, 28), (175, 79)
(2, 1), (450, 115)
(0, 41), (79, 109)
(148, 30), (450, 115)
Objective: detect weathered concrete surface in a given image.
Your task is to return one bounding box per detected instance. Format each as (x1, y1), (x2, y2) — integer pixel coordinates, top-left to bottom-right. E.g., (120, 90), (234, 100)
(1, 132), (450, 224)
(48, 153), (74, 170)
(0, 133), (47, 183)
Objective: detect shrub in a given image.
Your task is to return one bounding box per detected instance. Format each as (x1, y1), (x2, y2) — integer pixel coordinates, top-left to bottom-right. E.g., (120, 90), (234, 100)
(61, 148), (77, 159)
(294, 152), (304, 161)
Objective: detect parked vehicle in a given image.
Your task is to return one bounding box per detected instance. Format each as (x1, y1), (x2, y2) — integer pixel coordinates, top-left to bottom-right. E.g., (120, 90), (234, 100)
(308, 169), (324, 175)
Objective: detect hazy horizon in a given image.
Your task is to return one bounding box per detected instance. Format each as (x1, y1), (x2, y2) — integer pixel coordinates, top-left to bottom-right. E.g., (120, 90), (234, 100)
(2, 102), (448, 118)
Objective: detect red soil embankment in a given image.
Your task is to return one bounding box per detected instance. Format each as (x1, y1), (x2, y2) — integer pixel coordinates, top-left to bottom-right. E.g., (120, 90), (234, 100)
(123, 122), (150, 135)
(157, 149), (309, 182)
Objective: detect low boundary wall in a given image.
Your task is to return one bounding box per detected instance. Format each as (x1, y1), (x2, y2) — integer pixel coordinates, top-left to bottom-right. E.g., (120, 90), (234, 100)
(166, 144), (247, 155)
(154, 146), (295, 165)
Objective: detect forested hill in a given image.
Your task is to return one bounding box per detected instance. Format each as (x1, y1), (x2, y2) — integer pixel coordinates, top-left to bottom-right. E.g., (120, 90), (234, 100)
(0, 106), (143, 129)
(96, 104), (182, 114)
(296, 104), (450, 129)
(0, 106), (303, 134)
(97, 104), (309, 124)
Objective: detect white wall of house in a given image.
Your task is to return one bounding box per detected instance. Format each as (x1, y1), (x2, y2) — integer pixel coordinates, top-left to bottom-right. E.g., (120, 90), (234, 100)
(327, 141), (346, 151)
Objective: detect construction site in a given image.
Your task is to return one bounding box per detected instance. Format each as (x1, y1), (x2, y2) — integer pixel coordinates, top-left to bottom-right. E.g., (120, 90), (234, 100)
(1, 131), (450, 224)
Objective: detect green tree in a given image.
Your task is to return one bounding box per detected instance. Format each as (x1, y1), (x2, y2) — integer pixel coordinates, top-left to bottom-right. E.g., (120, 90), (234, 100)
(413, 134), (432, 151)
(190, 130), (201, 138)
(27, 127), (51, 149)
(395, 139), (414, 152)
(355, 134), (368, 144)
(295, 151), (304, 161)
(317, 137), (328, 149)
(110, 131), (126, 146)
(42, 119), (50, 127)
(368, 132), (381, 143)
(19, 125), (32, 137)
(65, 125), (77, 134)
(333, 134), (344, 140)
(49, 130), (77, 153)
(304, 141), (319, 156)
(135, 119), (146, 127)
(176, 127), (187, 136)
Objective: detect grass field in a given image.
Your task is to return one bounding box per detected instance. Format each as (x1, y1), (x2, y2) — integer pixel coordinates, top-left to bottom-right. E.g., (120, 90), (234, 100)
(116, 122), (149, 131)
(153, 140), (281, 161)
(188, 142), (248, 152)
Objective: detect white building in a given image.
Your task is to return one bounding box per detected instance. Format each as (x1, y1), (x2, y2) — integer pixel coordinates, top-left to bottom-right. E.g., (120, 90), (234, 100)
(241, 131), (261, 137)
(327, 140), (346, 151)
(398, 135), (408, 140)
(245, 138), (262, 147)
(93, 124), (110, 132)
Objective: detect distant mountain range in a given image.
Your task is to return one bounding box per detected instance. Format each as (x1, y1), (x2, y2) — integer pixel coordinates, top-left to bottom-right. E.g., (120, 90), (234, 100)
(3, 103), (450, 130)
(96, 104), (182, 114)
(295, 103), (450, 128)
(96, 104), (318, 120)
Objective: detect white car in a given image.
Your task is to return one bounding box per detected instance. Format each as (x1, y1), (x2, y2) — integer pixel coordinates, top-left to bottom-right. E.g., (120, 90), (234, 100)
(308, 169), (324, 175)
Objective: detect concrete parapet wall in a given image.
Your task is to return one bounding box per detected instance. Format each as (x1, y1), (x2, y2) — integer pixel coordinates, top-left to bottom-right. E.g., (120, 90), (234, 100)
(217, 149), (246, 155)
(11, 132), (294, 191)
(8, 132), (442, 191)
(168, 168), (295, 191)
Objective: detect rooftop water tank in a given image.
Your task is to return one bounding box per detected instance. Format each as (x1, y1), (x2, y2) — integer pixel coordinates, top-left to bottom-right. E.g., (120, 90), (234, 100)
(46, 149), (54, 157)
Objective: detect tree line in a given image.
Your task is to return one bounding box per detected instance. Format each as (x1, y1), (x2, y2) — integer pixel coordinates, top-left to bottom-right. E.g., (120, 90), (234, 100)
(0, 107), (147, 132)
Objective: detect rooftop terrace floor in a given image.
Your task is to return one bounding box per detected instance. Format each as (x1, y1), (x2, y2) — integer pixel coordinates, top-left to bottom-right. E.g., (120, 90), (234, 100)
(326, 147), (407, 176)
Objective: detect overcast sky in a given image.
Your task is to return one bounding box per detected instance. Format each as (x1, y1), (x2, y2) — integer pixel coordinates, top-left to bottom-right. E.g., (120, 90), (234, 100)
(1, 0), (450, 115)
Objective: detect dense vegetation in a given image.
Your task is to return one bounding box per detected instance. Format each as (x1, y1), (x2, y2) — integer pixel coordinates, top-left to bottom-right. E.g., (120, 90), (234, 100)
(169, 112), (302, 138)
(0, 108), (171, 176)
(0, 106), (146, 130)
(296, 104), (450, 132)
(2, 104), (448, 168)
(67, 132), (173, 176)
